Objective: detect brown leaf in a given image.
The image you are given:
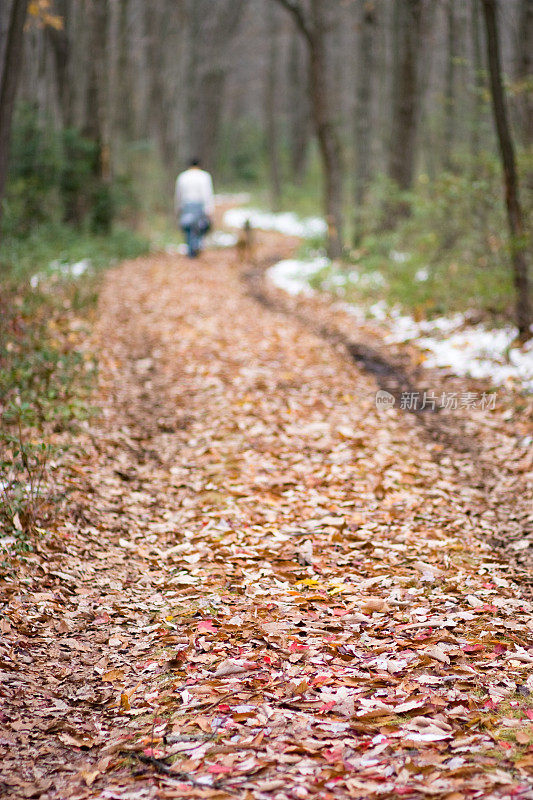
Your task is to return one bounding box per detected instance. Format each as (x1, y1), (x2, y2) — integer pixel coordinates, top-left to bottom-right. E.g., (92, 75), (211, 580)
(424, 644), (450, 664)
(357, 597), (390, 614)
(101, 669), (125, 682)
(58, 732), (99, 748)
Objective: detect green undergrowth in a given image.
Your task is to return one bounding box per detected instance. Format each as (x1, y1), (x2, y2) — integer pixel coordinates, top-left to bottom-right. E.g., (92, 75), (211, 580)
(292, 152), (531, 324)
(0, 224), (150, 559)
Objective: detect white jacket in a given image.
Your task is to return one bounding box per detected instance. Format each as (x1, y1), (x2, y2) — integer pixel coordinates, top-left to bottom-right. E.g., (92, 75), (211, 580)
(174, 168), (215, 216)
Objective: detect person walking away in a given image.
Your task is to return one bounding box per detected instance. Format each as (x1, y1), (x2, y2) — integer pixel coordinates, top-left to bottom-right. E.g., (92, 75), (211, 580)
(175, 159), (215, 258)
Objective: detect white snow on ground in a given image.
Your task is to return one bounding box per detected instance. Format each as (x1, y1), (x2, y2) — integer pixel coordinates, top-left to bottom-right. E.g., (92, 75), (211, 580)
(320, 267), (387, 293)
(386, 316), (533, 390)
(267, 257), (533, 391)
(415, 267), (429, 282)
(31, 258), (91, 287)
(207, 230), (238, 248)
(390, 250), (410, 264)
(267, 258), (328, 296)
(224, 207), (327, 239)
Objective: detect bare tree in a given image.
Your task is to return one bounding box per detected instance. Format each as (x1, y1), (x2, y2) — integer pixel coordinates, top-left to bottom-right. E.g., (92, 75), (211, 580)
(265, 2), (282, 210)
(515, 0), (532, 148)
(470, 0), (485, 163)
(353, 0), (377, 244)
(271, 0), (344, 258)
(115, 0), (134, 143)
(443, 0), (457, 171)
(481, 0), (531, 339)
(84, 0), (113, 231)
(0, 0), (29, 229)
(45, 0), (72, 128)
(287, 26), (310, 185)
(387, 0), (426, 195)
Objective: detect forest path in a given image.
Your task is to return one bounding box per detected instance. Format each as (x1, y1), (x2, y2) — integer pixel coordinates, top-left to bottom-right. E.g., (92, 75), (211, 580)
(2, 237), (533, 799)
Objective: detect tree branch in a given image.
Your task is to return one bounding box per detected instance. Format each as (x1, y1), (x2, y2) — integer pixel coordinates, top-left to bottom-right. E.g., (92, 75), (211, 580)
(270, 0), (313, 45)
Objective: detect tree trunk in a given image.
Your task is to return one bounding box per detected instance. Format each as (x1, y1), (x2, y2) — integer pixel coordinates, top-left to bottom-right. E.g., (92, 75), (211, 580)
(265, 2), (282, 210)
(145, 2), (167, 163)
(273, 0), (344, 259)
(309, 0), (344, 259)
(415, 0), (438, 180)
(387, 0), (424, 196)
(481, 0), (531, 340)
(353, 0), (376, 245)
(515, 0), (532, 150)
(0, 0), (29, 230)
(160, 0), (186, 181)
(470, 0), (484, 163)
(85, 0), (112, 232)
(115, 0), (134, 143)
(443, 0), (457, 171)
(288, 28), (309, 185)
(85, 0), (109, 172)
(45, 0), (72, 129)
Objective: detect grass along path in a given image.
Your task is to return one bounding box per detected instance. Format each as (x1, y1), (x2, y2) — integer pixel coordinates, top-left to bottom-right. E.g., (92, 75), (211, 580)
(1, 234), (533, 799)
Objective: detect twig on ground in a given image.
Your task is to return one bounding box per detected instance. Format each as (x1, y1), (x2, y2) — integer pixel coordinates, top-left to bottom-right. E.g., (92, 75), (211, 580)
(126, 751), (228, 791)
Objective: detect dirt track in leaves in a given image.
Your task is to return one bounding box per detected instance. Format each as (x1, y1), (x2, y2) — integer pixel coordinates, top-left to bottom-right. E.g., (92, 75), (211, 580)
(2, 238), (533, 799)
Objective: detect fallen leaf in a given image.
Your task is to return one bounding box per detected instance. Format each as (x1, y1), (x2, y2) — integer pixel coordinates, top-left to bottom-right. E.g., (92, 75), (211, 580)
(214, 659), (257, 677)
(358, 597), (390, 614)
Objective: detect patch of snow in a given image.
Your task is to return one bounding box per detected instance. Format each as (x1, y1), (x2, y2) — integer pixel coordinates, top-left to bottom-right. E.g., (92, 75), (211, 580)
(381, 312), (467, 342)
(224, 207), (327, 239)
(49, 258), (91, 278)
(31, 258), (92, 288)
(380, 311), (533, 391)
(334, 301), (366, 323)
(268, 258), (329, 296)
(321, 272), (346, 293)
(368, 300), (389, 321)
(320, 267), (386, 294)
(415, 267), (429, 282)
(413, 327), (533, 390)
(326, 274), (347, 288)
(359, 272), (386, 289)
(390, 250), (410, 264)
(69, 259), (90, 278)
(207, 230), (238, 248)
(381, 313), (533, 390)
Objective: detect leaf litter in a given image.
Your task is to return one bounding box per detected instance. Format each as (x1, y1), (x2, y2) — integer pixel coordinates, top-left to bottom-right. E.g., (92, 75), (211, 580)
(1, 233), (533, 799)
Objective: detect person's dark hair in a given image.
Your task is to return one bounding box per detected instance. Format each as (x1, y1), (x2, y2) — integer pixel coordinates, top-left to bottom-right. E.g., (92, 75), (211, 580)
(190, 158), (200, 168)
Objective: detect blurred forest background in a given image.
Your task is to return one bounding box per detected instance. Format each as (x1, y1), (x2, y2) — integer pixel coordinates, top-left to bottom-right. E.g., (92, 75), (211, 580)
(0, 0), (531, 324)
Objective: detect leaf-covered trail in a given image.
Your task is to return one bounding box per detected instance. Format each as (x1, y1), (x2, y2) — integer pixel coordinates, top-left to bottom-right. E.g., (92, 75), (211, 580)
(2, 239), (533, 799)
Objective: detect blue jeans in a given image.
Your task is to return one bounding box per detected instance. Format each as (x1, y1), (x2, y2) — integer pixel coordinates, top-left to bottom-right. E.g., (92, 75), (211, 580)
(185, 226), (202, 258)
(180, 202), (205, 258)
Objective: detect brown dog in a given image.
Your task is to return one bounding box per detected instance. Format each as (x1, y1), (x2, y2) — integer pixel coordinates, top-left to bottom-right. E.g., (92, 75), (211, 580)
(235, 219), (255, 265)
